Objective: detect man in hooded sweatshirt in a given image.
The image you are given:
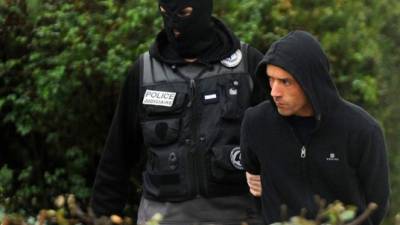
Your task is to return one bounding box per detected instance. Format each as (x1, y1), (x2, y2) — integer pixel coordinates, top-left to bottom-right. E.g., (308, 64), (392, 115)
(90, 0), (265, 224)
(241, 30), (390, 225)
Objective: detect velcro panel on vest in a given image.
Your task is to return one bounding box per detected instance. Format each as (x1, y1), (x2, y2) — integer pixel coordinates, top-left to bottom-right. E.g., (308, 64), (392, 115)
(148, 173), (180, 185)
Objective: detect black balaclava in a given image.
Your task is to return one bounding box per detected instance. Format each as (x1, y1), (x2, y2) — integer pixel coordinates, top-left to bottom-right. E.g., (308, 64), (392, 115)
(158, 0), (216, 58)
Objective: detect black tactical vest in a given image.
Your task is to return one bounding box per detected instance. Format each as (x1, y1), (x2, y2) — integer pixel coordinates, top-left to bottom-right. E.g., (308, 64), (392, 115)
(139, 44), (253, 202)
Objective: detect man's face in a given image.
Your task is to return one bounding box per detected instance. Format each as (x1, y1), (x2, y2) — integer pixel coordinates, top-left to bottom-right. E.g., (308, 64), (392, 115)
(158, 0), (213, 58)
(158, 0), (212, 40)
(266, 64), (313, 117)
(159, 5), (193, 38)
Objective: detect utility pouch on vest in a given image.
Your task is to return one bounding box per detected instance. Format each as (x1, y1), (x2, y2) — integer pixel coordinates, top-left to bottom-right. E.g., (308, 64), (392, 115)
(219, 77), (249, 120)
(143, 149), (186, 200)
(141, 118), (180, 146)
(141, 92), (187, 146)
(207, 145), (245, 184)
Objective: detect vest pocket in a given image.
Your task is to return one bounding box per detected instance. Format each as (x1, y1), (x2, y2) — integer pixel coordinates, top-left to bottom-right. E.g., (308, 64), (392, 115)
(219, 80), (245, 120)
(141, 118), (181, 146)
(144, 171), (187, 198)
(207, 145), (245, 184)
(141, 92), (187, 146)
(143, 149), (187, 199)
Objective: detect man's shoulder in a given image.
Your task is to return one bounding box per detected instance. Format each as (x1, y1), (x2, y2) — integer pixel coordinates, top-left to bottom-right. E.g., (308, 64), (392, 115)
(240, 42), (262, 57)
(337, 100), (381, 132)
(244, 100), (275, 122)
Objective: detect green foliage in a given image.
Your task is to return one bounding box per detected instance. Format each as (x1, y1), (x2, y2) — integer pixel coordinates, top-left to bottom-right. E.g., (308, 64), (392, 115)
(0, 165), (40, 214)
(0, 165), (13, 198)
(1, 0), (399, 222)
(217, 0), (391, 107)
(0, 149), (91, 214)
(1, 0), (159, 213)
(0, 194), (136, 225)
(271, 200), (378, 225)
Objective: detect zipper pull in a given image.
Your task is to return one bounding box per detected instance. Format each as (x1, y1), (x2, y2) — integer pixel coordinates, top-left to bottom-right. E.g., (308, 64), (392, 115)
(187, 79), (196, 108)
(190, 79), (196, 96)
(300, 146), (307, 158)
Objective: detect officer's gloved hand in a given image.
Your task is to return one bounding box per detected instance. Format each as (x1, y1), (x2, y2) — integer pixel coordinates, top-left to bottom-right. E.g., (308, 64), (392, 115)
(246, 172), (262, 197)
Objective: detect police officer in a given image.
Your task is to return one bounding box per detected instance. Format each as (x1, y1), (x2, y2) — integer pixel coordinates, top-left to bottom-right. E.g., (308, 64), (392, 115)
(91, 0), (265, 224)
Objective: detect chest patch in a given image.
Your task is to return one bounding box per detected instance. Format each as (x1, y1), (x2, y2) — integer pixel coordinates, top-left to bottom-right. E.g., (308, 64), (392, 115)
(326, 153), (340, 161)
(221, 49), (242, 68)
(201, 91), (219, 104)
(142, 90), (176, 107)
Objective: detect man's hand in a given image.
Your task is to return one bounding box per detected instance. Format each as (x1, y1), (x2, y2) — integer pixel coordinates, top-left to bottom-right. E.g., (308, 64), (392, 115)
(246, 172), (262, 197)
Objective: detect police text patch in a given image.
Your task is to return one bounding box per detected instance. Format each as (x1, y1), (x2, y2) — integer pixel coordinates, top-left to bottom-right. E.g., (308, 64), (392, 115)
(143, 90), (176, 107)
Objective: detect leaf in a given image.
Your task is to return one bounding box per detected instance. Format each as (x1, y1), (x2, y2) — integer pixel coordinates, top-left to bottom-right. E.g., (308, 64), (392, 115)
(290, 216), (316, 225)
(339, 209), (356, 222)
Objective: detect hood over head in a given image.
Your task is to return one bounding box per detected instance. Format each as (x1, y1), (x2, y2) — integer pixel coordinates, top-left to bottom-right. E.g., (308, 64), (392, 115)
(255, 30), (341, 123)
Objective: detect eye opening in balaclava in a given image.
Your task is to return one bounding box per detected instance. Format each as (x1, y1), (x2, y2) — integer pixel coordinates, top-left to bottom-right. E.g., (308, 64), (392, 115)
(158, 0), (215, 58)
(159, 4), (193, 19)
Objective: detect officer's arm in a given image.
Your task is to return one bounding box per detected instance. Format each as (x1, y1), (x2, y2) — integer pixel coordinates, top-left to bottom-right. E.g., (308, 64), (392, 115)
(240, 109), (262, 197)
(90, 59), (143, 216)
(357, 125), (390, 225)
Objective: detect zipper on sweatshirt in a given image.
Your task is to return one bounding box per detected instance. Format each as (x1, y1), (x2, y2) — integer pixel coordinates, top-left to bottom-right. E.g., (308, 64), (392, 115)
(283, 120), (306, 160)
(280, 116), (315, 214)
(281, 119), (308, 179)
(298, 142), (316, 215)
(301, 146), (307, 158)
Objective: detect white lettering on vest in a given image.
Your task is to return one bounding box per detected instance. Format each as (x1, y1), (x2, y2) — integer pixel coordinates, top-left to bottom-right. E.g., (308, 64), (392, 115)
(143, 90), (176, 107)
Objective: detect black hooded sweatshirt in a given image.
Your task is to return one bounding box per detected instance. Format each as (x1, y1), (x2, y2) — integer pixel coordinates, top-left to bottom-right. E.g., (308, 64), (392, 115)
(240, 31), (389, 225)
